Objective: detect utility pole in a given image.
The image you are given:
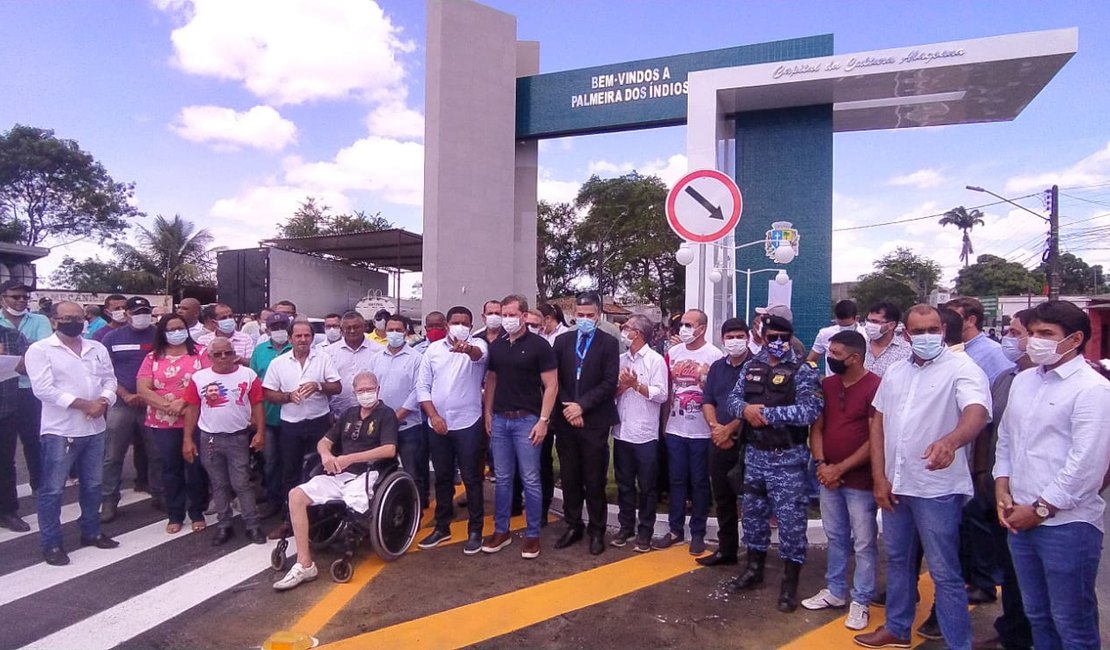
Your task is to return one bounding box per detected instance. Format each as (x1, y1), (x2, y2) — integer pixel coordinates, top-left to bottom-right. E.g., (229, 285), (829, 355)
(1048, 184), (1060, 300)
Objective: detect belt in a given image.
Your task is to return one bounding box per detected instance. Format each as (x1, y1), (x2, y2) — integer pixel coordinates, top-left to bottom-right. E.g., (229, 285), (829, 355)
(748, 441), (806, 453)
(495, 410), (536, 420)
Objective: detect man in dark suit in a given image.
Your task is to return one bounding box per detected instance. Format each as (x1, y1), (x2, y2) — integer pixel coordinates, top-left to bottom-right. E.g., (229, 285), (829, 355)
(552, 291), (620, 555)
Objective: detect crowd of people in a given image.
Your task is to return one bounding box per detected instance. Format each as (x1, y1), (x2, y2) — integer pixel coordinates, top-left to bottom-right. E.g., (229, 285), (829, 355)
(1, 277), (1107, 649)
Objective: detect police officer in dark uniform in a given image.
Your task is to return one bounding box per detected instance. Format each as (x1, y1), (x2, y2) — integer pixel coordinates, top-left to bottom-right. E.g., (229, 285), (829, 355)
(726, 314), (823, 612)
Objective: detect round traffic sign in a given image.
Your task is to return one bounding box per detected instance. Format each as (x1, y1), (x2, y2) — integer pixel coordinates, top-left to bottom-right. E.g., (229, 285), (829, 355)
(665, 169), (742, 243)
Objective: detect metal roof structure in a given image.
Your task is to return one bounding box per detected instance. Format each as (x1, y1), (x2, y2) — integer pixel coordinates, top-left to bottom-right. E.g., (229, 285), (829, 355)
(260, 228), (423, 272)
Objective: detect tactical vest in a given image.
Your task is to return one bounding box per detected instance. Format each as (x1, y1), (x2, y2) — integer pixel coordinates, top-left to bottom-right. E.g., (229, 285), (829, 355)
(741, 359), (809, 450)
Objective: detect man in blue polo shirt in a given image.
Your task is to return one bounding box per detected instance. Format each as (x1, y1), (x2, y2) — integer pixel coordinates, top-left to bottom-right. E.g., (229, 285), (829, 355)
(0, 279), (53, 494)
(101, 296), (161, 521)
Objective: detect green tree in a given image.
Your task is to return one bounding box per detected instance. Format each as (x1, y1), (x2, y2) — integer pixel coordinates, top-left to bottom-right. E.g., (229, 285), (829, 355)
(48, 255), (160, 293)
(573, 172), (684, 313)
(276, 196), (391, 239)
(955, 254), (1040, 297)
(537, 200), (581, 300)
(112, 214), (217, 300)
(939, 205), (986, 267)
(851, 247), (942, 312)
(0, 124), (140, 246)
(1035, 252), (1107, 294)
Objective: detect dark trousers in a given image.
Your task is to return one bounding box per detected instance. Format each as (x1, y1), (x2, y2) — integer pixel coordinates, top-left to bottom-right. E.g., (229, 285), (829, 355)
(279, 415), (330, 515)
(613, 439), (658, 539)
(398, 425), (430, 509)
(0, 410), (20, 515)
(263, 424), (282, 505)
(15, 388), (42, 491)
(960, 493), (1001, 593)
(428, 419), (484, 535)
(708, 440), (742, 557)
(555, 423), (610, 537)
(153, 428), (209, 524)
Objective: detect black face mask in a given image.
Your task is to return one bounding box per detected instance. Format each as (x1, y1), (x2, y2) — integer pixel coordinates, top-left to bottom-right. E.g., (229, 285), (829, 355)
(827, 357), (849, 375)
(57, 321), (84, 338)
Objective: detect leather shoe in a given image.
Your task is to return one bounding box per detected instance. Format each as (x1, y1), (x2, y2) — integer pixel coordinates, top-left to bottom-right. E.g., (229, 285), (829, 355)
(0, 513), (31, 532)
(80, 534), (119, 549)
(853, 626), (911, 648)
(696, 551), (738, 567)
(246, 528), (267, 545)
(43, 546), (70, 566)
(966, 585), (997, 604)
(100, 500), (118, 523)
(554, 526), (583, 549)
(211, 527), (234, 546)
(589, 535), (605, 555)
(267, 522), (292, 540)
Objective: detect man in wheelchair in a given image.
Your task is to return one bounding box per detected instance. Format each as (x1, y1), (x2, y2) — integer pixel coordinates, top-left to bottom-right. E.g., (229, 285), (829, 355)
(273, 371), (398, 591)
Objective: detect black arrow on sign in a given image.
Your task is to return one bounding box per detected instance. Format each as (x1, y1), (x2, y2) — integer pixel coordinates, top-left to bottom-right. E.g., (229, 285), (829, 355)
(684, 186), (724, 220)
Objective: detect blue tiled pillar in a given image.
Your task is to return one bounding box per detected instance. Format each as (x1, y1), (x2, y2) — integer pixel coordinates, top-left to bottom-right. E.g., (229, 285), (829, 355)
(734, 105), (834, 350)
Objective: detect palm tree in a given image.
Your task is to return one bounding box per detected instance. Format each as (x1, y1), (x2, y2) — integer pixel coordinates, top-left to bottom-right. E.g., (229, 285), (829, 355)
(939, 206), (985, 267)
(113, 214), (217, 300)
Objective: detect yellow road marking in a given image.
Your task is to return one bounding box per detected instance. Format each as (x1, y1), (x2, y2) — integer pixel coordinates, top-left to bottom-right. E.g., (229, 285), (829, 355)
(317, 546), (703, 649)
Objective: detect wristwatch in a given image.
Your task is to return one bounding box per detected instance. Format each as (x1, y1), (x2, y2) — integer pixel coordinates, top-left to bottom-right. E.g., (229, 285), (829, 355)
(1033, 499), (1053, 519)
(539, 415), (550, 423)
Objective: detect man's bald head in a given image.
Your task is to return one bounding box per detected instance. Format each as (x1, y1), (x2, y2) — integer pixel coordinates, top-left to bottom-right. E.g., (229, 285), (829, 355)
(177, 298), (201, 325)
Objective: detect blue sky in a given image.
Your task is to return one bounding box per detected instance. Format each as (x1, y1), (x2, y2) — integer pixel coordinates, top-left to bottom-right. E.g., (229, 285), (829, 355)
(2, 0), (1109, 299)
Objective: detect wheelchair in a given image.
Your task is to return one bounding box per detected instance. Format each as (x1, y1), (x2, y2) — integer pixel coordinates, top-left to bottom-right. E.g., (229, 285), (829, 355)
(270, 457), (422, 583)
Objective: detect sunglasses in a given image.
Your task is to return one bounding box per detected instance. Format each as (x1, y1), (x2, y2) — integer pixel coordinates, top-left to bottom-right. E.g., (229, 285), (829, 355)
(764, 333), (792, 343)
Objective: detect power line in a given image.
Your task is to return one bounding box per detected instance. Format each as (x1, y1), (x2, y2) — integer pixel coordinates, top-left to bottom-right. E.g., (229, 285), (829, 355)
(833, 194), (1039, 232)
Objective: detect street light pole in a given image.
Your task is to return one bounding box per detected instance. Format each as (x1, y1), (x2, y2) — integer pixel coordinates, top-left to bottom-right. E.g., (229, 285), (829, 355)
(966, 184), (1059, 299)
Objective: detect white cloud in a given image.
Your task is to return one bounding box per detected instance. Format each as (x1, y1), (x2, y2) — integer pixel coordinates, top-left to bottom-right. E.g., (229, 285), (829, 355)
(209, 184), (352, 232)
(283, 136), (423, 205)
(584, 154), (689, 188)
(158, 0), (414, 106)
(365, 100), (424, 141)
(586, 160), (633, 177)
(171, 105), (297, 152)
(1005, 140), (1110, 193)
(537, 171), (580, 205)
(887, 168), (945, 189)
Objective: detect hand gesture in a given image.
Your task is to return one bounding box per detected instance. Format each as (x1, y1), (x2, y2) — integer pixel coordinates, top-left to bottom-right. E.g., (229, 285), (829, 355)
(430, 415), (448, 435)
(874, 476), (898, 512)
(562, 401), (583, 421)
(742, 404), (767, 428)
(922, 438), (956, 471)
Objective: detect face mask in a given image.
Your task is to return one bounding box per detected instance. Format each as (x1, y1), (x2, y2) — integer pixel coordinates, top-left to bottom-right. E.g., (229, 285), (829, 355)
(4, 306), (28, 317)
(678, 325), (695, 344)
(620, 331), (635, 348)
(449, 324), (470, 341)
(864, 322), (886, 341)
(426, 327), (447, 342)
(374, 319), (386, 330)
(1000, 335), (1024, 362)
(269, 329), (289, 346)
(1026, 336), (1074, 366)
(577, 317), (597, 335)
(165, 330), (189, 346)
(748, 339), (763, 356)
(386, 331), (406, 348)
(130, 314), (152, 330)
(57, 321), (84, 337)
(501, 316), (522, 334)
(766, 338), (791, 358)
(325, 327), (342, 343)
(722, 338), (747, 357)
(356, 390), (379, 409)
(485, 314), (502, 330)
(217, 318), (236, 334)
(527, 324), (541, 334)
(910, 333), (944, 361)
(110, 309), (128, 323)
(827, 357), (849, 375)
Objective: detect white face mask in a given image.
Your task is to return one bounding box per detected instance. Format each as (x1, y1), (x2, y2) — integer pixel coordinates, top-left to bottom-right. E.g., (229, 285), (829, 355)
(4, 306), (28, 317)
(449, 324), (470, 341)
(325, 327), (342, 342)
(130, 313), (152, 330)
(748, 338), (763, 356)
(269, 329), (289, 346)
(1000, 335), (1024, 362)
(527, 324), (541, 334)
(374, 319), (386, 330)
(1026, 335), (1075, 366)
(723, 337), (748, 357)
(217, 318), (236, 334)
(356, 390), (379, 409)
(620, 331), (635, 348)
(864, 322), (886, 341)
(110, 309), (128, 323)
(678, 325), (696, 344)
(485, 314), (502, 330)
(501, 316), (522, 334)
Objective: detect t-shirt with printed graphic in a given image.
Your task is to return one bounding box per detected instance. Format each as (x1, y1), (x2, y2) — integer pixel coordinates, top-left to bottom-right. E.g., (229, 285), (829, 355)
(665, 342), (723, 439)
(138, 350), (211, 428)
(184, 366), (263, 434)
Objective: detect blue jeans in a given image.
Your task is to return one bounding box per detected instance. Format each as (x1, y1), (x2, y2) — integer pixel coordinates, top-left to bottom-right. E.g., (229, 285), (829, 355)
(882, 495), (971, 649)
(819, 485), (878, 605)
(491, 414), (542, 537)
(37, 433), (105, 550)
(665, 434), (710, 539)
(1008, 522), (1102, 650)
(397, 425), (429, 509)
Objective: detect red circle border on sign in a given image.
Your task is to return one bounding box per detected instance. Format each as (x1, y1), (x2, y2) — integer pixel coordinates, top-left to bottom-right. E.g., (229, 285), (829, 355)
(666, 169), (743, 243)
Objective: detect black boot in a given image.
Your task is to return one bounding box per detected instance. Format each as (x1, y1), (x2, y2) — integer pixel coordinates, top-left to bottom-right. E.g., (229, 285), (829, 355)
(777, 560), (802, 612)
(730, 549), (766, 591)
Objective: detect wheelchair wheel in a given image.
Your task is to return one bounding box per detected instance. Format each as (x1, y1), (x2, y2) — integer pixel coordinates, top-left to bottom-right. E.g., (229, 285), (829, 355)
(308, 502), (348, 550)
(270, 539), (288, 571)
(330, 558), (353, 583)
(368, 470), (421, 562)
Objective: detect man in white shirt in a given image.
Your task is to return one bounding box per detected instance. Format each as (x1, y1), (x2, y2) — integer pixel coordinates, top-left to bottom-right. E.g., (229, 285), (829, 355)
(855, 305), (990, 650)
(807, 300), (864, 376)
(369, 315), (425, 507)
(262, 320), (342, 539)
(993, 300), (1110, 650)
(195, 302), (256, 365)
(321, 311), (383, 417)
(611, 314), (667, 553)
(655, 308), (722, 555)
(415, 305), (488, 554)
(26, 301), (120, 566)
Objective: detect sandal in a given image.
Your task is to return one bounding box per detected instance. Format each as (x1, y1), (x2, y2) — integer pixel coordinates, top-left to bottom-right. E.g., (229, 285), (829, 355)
(191, 520), (207, 532)
(166, 522), (182, 534)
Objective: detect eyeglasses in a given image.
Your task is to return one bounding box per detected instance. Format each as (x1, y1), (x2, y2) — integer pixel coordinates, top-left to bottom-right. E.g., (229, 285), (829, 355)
(210, 351), (236, 358)
(764, 333), (792, 343)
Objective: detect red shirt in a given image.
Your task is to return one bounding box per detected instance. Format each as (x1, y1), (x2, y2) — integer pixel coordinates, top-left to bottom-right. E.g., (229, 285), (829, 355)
(820, 372), (881, 490)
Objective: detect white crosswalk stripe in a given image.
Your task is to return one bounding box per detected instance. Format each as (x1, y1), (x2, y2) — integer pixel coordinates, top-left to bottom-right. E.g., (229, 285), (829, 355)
(0, 489), (149, 544)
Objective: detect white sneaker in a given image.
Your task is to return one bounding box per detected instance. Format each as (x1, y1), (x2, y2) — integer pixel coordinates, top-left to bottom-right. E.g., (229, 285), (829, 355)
(801, 588), (847, 610)
(273, 562), (318, 591)
(845, 601), (870, 630)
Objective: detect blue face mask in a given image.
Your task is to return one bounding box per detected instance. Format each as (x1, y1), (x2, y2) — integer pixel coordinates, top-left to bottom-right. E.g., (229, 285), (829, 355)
(910, 333), (944, 361)
(1000, 335), (1023, 362)
(386, 331), (406, 348)
(577, 317), (597, 335)
(165, 330), (189, 346)
(766, 338), (791, 358)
